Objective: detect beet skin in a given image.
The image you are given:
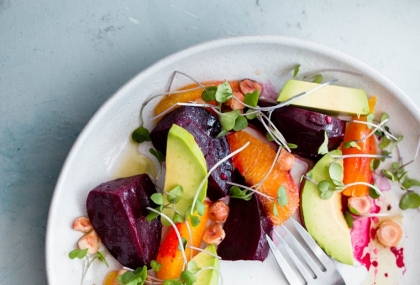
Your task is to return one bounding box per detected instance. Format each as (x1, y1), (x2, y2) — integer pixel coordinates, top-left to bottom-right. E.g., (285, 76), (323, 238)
(86, 174), (161, 269)
(217, 194), (273, 261)
(150, 106), (233, 200)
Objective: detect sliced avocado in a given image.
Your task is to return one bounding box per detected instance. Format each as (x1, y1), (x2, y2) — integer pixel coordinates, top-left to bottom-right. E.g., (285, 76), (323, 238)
(277, 79), (369, 116)
(301, 149), (354, 265)
(190, 245), (220, 285)
(162, 124), (208, 225)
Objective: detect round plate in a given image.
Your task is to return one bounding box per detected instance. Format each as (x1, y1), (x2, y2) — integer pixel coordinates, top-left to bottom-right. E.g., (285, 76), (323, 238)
(46, 36), (420, 284)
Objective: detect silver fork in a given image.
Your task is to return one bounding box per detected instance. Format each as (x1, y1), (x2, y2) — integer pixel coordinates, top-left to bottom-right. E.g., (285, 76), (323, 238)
(266, 218), (346, 285)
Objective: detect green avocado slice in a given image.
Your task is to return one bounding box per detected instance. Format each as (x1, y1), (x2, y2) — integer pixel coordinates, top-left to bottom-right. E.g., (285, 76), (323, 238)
(301, 149), (354, 265)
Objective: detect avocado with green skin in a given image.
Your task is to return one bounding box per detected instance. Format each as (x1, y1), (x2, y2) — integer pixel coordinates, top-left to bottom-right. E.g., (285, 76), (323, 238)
(277, 79), (370, 116)
(301, 149), (354, 265)
(162, 124), (208, 225)
(190, 245), (220, 285)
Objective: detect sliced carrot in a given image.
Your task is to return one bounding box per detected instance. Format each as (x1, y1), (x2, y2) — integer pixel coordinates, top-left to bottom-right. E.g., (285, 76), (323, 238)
(342, 97), (377, 196)
(156, 202), (210, 280)
(227, 131), (299, 226)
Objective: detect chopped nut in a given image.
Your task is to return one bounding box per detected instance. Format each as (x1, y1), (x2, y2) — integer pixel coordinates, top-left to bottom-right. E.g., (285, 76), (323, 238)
(203, 223), (226, 245)
(209, 200), (229, 223)
(78, 230), (101, 254)
(239, 79), (263, 95)
(276, 148), (295, 171)
(224, 91), (245, 110)
(72, 216), (93, 233)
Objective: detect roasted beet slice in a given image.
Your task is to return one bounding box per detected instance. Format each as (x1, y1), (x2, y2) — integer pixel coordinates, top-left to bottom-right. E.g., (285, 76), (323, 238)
(270, 106), (346, 158)
(86, 174), (161, 269)
(150, 106), (233, 200)
(217, 194), (273, 261)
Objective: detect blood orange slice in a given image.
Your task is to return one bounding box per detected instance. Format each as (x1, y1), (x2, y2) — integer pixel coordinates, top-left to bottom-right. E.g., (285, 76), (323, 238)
(227, 131), (299, 225)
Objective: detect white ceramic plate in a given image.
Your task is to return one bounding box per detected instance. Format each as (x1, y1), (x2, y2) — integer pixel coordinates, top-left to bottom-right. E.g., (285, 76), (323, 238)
(46, 36), (420, 285)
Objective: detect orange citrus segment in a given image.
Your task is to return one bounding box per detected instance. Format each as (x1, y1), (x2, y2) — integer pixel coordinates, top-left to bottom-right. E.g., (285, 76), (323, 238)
(156, 202), (210, 280)
(227, 131), (299, 225)
(154, 81), (240, 117)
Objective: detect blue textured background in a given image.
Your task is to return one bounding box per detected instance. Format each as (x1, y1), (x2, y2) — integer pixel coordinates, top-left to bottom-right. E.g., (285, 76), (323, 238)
(1, 1), (420, 284)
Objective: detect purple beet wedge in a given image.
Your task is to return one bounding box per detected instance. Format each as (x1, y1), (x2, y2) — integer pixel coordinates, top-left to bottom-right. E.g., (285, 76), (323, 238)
(150, 106), (233, 200)
(217, 194), (273, 261)
(270, 106), (346, 158)
(86, 174), (161, 269)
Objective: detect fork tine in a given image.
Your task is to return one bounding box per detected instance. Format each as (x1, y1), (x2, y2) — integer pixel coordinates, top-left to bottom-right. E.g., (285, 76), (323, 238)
(273, 229), (315, 282)
(290, 218), (337, 271)
(266, 234), (301, 285)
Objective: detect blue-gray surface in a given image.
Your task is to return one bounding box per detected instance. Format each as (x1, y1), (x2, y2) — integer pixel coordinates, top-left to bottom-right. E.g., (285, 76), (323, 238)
(1, 0), (420, 284)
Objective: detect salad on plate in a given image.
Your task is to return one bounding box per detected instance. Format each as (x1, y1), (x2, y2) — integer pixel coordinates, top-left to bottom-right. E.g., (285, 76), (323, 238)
(66, 66), (419, 285)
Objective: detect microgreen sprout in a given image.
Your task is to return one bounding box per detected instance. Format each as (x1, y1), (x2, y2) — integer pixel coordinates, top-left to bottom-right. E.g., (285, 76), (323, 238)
(293, 64), (300, 78)
(69, 249), (109, 285)
(312, 74), (323, 83)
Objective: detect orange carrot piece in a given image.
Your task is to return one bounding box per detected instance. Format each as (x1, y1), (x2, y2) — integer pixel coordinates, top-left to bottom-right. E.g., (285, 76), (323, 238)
(156, 202), (210, 280)
(342, 97), (377, 196)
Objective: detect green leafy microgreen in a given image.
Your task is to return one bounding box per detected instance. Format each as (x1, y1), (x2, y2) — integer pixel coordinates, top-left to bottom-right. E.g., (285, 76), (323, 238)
(266, 132), (274, 142)
(150, 260), (161, 272)
(349, 206), (360, 215)
(96, 251), (109, 267)
(306, 171), (313, 179)
(320, 190), (334, 200)
(379, 137), (391, 149)
(312, 74), (323, 83)
(318, 180), (333, 192)
(187, 260), (201, 274)
(233, 115), (248, 131)
(216, 130), (228, 138)
(146, 206), (162, 221)
(202, 86), (217, 102)
(381, 150), (390, 162)
(150, 193), (164, 205)
(402, 178), (420, 189)
(380, 113), (389, 123)
(398, 171), (409, 183)
(230, 186), (253, 201)
(219, 110), (239, 131)
(190, 215), (201, 227)
(215, 80), (233, 103)
(245, 109), (258, 120)
(178, 237), (188, 251)
(344, 141), (361, 150)
(69, 248), (88, 259)
(244, 90), (259, 107)
(273, 203), (279, 216)
(370, 159), (380, 171)
(287, 143), (298, 149)
(329, 162), (343, 186)
(277, 185), (288, 206)
(167, 185), (184, 204)
(194, 200), (205, 216)
(149, 148), (165, 164)
(173, 213), (185, 223)
(180, 270), (197, 285)
(131, 126), (151, 143)
(366, 113), (375, 129)
(317, 131), (329, 155)
(344, 211), (354, 228)
(382, 169), (395, 182)
(369, 187), (381, 199)
(293, 64), (301, 77)
(118, 265), (148, 285)
(399, 192), (420, 210)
